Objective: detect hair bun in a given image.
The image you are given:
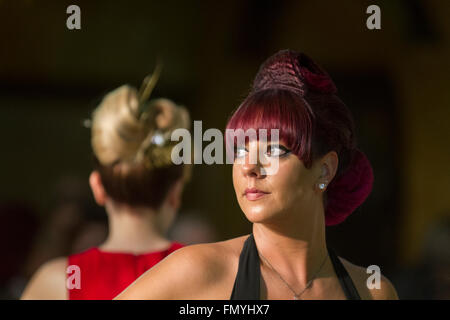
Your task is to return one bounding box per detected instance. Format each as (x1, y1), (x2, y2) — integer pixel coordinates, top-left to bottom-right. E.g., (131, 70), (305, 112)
(297, 54), (337, 94)
(91, 83), (190, 169)
(325, 149), (374, 226)
(151, 98), (191, 132)
(252, 49), (337, 95)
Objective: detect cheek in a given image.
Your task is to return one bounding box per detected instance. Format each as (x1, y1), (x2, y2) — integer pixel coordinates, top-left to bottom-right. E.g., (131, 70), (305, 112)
(271, 161), (311, 206)
(232, 164), (247, 203)
(232, 165), (240, 192)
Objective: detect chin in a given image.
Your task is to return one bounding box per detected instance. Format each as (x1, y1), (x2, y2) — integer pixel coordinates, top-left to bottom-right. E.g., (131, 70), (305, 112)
(237, 194), (283, 223)
(241, 206), (279, 224)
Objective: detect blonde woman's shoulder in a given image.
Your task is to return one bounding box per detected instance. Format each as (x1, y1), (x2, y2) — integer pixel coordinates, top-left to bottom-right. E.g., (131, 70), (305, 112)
(338, 256), (399, 300)
(21, 257), (68, 300)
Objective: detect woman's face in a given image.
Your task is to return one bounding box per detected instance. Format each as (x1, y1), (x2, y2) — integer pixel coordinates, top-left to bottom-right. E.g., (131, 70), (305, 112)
(232, 139), (322, 225)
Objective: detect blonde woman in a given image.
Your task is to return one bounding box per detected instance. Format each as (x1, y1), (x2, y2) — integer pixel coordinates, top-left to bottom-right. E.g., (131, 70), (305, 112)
(21, 73), (191, 299)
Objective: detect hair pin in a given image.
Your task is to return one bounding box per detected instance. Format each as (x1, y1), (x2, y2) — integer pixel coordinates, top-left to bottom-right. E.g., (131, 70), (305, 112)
(136, 60), (164, 119)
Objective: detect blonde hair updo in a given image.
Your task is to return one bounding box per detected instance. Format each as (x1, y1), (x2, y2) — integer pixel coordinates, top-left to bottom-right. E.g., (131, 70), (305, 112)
(90, 77), (191, 209)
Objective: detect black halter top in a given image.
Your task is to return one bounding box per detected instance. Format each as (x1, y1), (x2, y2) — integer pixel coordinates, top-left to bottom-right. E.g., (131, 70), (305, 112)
(230, 234), (361, 300)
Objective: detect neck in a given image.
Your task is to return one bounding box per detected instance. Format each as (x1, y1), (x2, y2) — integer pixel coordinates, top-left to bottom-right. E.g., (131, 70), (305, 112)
(252, 205), (331, 289)
(99, 201), (171, 254)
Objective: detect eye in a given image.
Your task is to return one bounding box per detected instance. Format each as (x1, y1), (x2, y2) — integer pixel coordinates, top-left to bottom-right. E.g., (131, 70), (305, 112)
(234, 146), (248, 158)
(266, 145), (291, 157)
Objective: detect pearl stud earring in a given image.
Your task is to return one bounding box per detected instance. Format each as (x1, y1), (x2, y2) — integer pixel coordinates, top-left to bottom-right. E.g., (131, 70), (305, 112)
(318, 183), (326, 190)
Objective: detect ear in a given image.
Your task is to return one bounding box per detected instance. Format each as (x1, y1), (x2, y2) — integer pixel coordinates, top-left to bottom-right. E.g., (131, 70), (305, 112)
(89, 171), (107, 206)
(318, 151), (339, 184)
(166, 179), (184, 210)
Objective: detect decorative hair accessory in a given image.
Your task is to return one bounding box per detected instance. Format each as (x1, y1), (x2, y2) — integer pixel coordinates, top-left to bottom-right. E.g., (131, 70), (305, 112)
(135, 61), (163, 120)
(80, 62), (163, 130)
(135, 97), (191, 169)
(133, 63), (190, 169)
(151, 130), (166, 146)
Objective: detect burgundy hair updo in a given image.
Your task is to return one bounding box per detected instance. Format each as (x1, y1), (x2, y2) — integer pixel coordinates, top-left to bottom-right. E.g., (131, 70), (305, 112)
(226, 49), (374, 226)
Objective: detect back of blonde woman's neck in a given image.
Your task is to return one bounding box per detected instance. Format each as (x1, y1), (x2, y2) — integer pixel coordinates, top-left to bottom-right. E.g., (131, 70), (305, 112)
(98, 237), (172, 255)
(99, 202), (172, 254)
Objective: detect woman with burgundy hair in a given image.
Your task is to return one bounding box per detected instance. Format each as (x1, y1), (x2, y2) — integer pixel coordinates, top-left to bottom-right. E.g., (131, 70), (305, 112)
(21, 71), (191, 299)
(116, 50), (399, 300)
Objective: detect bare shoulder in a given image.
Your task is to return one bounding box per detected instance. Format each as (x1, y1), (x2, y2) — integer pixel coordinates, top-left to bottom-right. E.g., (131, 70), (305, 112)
(162, 238), (239, 275)
(164, 234), (247, 272)
(214, 234), (249, 258)
(21, 257), (68, 300)
(338, 257), (399, 300)
(116, 235), (249, 299)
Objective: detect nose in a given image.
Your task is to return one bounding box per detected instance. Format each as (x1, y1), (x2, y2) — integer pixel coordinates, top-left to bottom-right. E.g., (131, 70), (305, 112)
(241, 157), (265, 179)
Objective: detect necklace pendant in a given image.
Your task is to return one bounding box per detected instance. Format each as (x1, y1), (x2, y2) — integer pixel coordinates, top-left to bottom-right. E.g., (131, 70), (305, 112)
(293, 295), (299, 300)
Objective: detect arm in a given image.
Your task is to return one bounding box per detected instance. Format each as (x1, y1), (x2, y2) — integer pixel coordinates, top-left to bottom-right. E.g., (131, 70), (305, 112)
(20, 257), (68, 300)
(115, 243), (229, 300)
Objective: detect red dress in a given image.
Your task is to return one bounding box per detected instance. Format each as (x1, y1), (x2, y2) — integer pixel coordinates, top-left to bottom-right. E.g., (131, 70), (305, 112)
(67, 242), (184, 300)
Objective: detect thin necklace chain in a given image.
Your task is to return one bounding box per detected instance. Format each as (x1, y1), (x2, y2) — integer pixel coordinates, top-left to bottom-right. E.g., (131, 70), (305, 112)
(258, 249), (329, 300)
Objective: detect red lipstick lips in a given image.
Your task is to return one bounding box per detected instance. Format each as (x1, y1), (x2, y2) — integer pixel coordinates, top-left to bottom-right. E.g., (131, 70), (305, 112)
(244, 188), (270, 201)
